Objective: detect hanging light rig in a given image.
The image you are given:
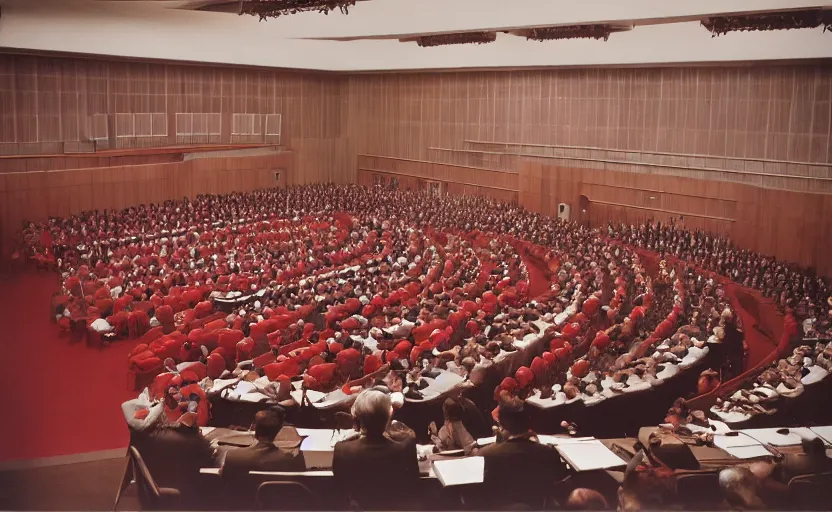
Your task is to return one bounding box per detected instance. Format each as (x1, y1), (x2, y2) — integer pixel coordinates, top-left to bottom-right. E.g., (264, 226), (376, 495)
(414, 32), (498, 47)
(238, 0), (357, 20)
(701, 9), (832, 36)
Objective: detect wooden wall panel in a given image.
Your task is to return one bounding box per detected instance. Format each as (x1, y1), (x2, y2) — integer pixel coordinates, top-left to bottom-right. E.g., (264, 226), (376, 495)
(347, 67), (832, 166)
(0, 55), (346, 184)
(0, 152), (292, 257)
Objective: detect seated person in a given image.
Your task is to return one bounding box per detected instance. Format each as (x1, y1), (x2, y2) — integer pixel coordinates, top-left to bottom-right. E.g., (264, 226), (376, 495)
(775, 437), (832, 482)
(221, 408), (306, 480)
(429, 397), (477, 455)
(565, 488), (609, 510)
(474, 397), (569, 508)
(130, 412), (216, 501)
(751, 436), (832, 505)
(333, 389), (420, 509)
(719, 466), (766, 510)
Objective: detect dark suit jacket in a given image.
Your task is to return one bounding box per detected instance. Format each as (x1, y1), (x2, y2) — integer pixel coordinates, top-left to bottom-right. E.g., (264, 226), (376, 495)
(332, 434), (420, 509)
(776, 453), (832, 482)
(476, 437), (569, 507)
(221, 441), (306, 480)
(132, 425), (216, 497)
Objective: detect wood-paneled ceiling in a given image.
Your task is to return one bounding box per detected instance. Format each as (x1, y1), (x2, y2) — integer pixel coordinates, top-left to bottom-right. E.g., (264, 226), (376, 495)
(1, 0), (831, 71)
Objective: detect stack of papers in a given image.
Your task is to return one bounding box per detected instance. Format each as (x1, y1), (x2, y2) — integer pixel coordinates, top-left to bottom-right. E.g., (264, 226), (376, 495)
(711, 433), (774, 459)
(722, 445), (773, 459)
(555, 440), (626, 471)
(432, 457), (485, 487)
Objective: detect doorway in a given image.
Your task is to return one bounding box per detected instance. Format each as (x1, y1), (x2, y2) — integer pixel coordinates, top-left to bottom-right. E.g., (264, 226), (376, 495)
(578, 195), (590, 228)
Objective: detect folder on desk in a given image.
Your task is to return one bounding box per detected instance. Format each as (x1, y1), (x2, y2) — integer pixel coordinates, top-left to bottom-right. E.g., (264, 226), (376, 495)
(432, 457), (485, 487)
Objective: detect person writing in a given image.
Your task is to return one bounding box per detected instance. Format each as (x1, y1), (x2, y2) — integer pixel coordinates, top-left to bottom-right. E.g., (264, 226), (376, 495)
(428, 397), (477, 455)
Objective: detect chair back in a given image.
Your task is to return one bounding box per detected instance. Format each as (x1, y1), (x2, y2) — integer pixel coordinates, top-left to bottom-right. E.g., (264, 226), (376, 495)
(788, 471), (832, 510)
(254, 481), (317, 511)
(129, 446), (161, 507)
(674, 471), (722, 510)
(334, 412), (354, 430)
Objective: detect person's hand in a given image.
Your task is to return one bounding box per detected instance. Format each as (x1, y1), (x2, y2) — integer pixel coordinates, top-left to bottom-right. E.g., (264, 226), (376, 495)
(428, 421), (438, 436)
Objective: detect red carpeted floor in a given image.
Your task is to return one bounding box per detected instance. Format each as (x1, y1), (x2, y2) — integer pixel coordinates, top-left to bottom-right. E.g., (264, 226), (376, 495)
(0, 270), (136, 463)
(724, 283), (782, 370)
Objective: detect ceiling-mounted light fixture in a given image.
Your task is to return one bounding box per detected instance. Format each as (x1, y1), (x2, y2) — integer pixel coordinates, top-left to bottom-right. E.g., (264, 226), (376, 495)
(238, 0), (356, 20)
(414, 31), (497, 47)
(701, 9), (832, 36)
(518, 24), (629, 42)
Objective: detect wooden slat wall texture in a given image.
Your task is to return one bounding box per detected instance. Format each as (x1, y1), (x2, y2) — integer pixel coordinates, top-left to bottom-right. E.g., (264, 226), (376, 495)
(519, 161), (832, 277)
(0, 153), (184, 172)
(0, 152), (292, 255)
(356, 155), (519, 203)
(345, 67), (832, 190)
(0, 54), (347, 183)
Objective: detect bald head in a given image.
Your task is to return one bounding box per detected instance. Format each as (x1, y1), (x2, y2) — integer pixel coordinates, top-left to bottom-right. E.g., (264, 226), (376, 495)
(719, 466), (763, 509)
(566, 488), (609, 510)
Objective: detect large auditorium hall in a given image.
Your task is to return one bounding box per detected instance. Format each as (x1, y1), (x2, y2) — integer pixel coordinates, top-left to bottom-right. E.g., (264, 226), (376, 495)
(1, 1), (831, 510)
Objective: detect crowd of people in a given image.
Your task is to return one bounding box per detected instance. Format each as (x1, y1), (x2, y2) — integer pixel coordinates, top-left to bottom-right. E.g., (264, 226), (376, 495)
(23, 185), (674, 423)
(609, 221), (831, 337)
(19, 183), (832, 510)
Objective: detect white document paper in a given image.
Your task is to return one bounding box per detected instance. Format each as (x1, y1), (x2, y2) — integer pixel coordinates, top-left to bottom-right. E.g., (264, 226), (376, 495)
(432, 457), (485, 487)
(537, 435), (596, 446)
(713, 433), (760, 449)
(200, 427), (216, 436)
(296, 428), (333, 438)
(210, 378), (239, 393)
(476, 436), (497, 447)
(740, 427), (817, 447)
(722, 444), (773, 459)
(289, 389), (304, 404)
(305, 390), (327, 403)
(810, 426), (832, 445)
(233, 381), (256, 396)
(555, 440), (626, 471)
(239, 392), (269, 403)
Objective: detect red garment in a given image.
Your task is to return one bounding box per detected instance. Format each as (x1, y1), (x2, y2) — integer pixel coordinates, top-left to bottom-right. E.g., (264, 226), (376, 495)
(264, 358), (301, 381)
(591, 331), (611, 351)
(515, 366), (533, 388)
(306, 362), (337, 388)
(570, 359), (590, 378)
(530, 357), (547, 383)
(194, 301), (213, 319)
(253, 351), (276, 369)
(155, 305), (175, 331)
(128, 310), (151, 339)
(236, 338), (254, 363)
(363, 354), (382, 375)
(206, 351), (227, 379)
(340, 317), (361, 331)
(217, 329), (245, 356)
